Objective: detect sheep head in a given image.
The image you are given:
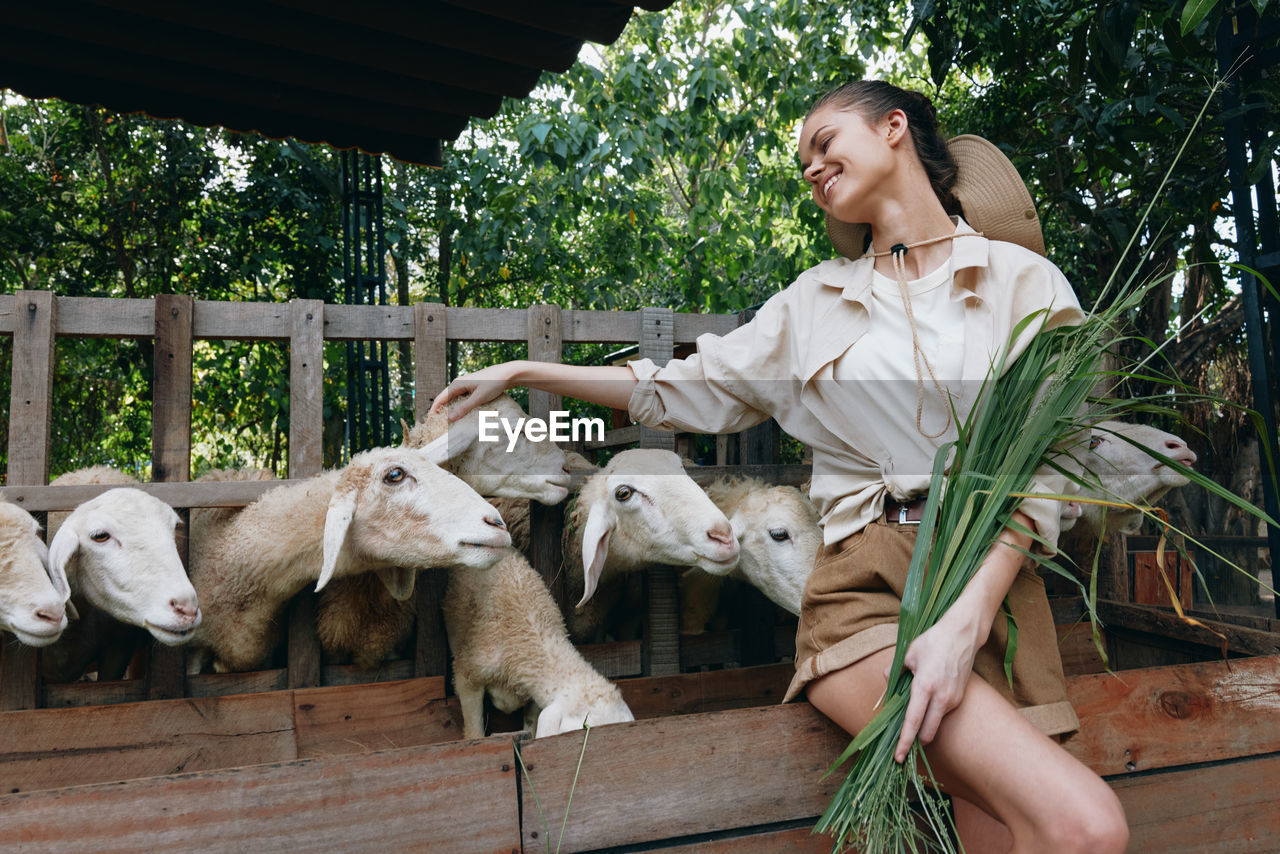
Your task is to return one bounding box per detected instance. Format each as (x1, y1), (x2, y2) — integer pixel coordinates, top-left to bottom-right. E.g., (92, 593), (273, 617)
(0, 501), (69, 647)
(48, 488), (200, 645)
(575, 449), (738, 608)
(1075, 420), (1197, 537)
(317, 446), (512, 596)
(725, 485), (821, 616)
(535, 685), (635, 738)
(409, 393), (571, 505)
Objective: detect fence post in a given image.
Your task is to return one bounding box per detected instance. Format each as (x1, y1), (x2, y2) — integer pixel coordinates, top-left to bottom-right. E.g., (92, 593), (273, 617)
(735, 308), (780, 666)
(1, 291), (56, 711)
(526, 304), (568, 614)
(412, 302), (449, 678)
(148, 294), (193, 700)
(639, 307), (680, 677)
(286, 300), (325, 689)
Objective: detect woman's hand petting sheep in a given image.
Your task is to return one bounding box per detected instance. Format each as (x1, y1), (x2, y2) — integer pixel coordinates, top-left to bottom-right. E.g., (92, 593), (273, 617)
(430, 362), (523, 421)
(891, 509), (1036, 764)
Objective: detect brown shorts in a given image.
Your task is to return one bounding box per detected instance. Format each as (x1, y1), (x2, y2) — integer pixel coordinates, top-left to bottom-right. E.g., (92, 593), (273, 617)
(785, 519), (1079, 737)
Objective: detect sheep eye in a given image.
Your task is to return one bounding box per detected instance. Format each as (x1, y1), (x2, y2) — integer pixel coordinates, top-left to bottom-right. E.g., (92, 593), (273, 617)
(768, 528), (790, 542)
(384, 467), (407, 484)
(614, 485), (633, 502)
(89, 531), (110, 544)
(1088, 436), (1104, 451)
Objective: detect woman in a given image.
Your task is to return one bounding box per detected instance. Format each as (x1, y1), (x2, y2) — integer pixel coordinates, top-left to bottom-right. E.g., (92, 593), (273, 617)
(431, 80), (1128, 853)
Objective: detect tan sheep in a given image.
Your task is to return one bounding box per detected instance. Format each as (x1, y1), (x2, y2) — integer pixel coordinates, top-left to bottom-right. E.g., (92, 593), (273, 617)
(316, 394), (571, 668)
(187, 445), (510, 673)
(444, 547), (633, 739)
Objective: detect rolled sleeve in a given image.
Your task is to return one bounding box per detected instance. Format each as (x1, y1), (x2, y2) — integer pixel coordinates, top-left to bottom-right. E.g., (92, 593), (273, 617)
(626, 295), (793, 434)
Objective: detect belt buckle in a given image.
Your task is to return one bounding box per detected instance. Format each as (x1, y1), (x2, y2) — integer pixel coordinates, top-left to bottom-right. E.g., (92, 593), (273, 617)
(898, 503), (921, 525)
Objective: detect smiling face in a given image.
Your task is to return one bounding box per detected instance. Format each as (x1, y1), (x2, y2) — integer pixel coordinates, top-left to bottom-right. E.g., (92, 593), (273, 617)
(799, 103), (901, 225)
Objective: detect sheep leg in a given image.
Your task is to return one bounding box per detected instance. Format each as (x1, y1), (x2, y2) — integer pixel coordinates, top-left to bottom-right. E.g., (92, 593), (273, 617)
(454, 671), (487, 740)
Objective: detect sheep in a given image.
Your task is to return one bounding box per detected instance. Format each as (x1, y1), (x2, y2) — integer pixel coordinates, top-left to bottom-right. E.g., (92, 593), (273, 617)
(563, 448), (739, 642)
(315, 395), (571, 668)
(40, 466), (199, 682)
(443, 547), (634, 739)
(680, 476), (822, 633)
(186, 445), (511, 673)
(0, 500), (70, 647)
(1063, 419), (1197, 538)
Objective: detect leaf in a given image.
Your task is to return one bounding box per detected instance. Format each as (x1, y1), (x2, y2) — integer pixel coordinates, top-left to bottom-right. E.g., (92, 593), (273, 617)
(1180, 0), (1218, 35)
(530, 122), (553, 145)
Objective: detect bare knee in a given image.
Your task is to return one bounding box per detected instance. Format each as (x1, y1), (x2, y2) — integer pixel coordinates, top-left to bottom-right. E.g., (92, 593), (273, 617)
(1038, 784), (1128, 854)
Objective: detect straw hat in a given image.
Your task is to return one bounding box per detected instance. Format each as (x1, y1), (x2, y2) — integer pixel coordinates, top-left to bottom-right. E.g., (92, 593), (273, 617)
(825, 134), (1046, 259)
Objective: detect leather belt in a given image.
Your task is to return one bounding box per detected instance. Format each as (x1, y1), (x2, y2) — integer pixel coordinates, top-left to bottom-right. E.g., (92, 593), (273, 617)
(884, 496), (928, 525)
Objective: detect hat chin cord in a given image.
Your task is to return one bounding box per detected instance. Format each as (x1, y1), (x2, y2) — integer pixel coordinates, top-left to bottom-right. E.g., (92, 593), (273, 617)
(871, 231), (983, 439)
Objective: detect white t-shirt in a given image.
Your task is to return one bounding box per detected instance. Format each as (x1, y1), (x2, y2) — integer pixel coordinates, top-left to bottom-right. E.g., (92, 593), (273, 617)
(834, 260), (967, 464)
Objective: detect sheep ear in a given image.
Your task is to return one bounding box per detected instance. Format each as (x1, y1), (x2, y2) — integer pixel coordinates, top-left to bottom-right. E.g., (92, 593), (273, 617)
(318, 488), (358, 592)
(45, 526), (77, 600)
(375, 566), (417, 601)
(419, 433), (453, 467)
(577, 501), (616, 608)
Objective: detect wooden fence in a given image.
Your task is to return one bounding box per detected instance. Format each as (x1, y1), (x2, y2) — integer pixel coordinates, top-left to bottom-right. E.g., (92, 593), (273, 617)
(0, 290), (808, 713)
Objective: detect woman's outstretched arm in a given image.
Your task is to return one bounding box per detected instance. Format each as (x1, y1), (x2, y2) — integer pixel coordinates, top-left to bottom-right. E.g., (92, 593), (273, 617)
(429, 360), (638, 420)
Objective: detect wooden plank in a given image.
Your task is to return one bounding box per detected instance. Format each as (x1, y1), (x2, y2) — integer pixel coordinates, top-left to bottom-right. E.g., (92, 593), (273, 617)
(293, 677), (457, 758)
(1062, 654), (1280, 775)
(322, 303), (416, 341)
(54, 297), (155, 337)
(0, 691), (297, 794)
(0, 479), (296, 512)
(1056, 623), (1109, 676)
(321, 660), (416, 686)
(41, 678), (147, 708)
(638, 306), (675, 453)
(518, 703), (845, 852)
(412, 301), (448, 423)
(149, 294), (194, 700)
(577, 640), (643, 679)
(288, 300), (325, 478)
(441, 306), (530, 343)
(680, 629), (742, 670)
(285, 300), (325, 693)
(526, 304), (568, 613)
(0, 736), (519, 854)
(644, 824), (832, 854)
(1132, 550), (1193, 610)
(2, 290), (57, 712)
(618, 662), (794, 719)
(192, 299), (291, 340)
(1112, 754), (1280, 854)
(584, 423), (641, 449)
(412, 303), (450, 677)
(1097, 600), (1280, 657)
(186, 668), (289, 698)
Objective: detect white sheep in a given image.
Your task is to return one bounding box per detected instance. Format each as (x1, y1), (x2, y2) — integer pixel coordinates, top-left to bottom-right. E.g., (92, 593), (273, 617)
(0, 500), (70, 647)
(186, 445), (511, 673)
(316, 395), (571, 668)
(443, 547), (634, 739)
(40, 466), (199, 682)
(1064, 419), (1197, 537)
(564, 448), (739, 642)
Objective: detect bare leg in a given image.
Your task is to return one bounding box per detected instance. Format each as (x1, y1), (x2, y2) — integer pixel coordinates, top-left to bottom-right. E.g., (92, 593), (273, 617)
(806, 648), (1128, 854)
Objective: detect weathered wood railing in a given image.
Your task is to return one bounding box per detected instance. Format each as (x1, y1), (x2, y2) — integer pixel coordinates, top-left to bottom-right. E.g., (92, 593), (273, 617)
(0, 290), (808, 712)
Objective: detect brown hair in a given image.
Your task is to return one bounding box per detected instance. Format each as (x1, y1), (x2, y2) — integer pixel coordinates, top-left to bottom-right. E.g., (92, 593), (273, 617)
(809, 80), (961, 215)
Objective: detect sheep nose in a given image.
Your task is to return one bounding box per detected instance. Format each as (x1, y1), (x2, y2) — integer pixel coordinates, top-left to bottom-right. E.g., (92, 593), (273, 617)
(562, 463), (572, 474)
(171, 598), (199, 620)
(34, 605), (65, 625)
(707, 523), (735, 549)
(484, 513), (507, 530)
(1166, 438), (1197, 465)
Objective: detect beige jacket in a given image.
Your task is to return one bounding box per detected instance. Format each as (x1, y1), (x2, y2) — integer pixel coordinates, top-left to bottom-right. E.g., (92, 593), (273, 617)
(627, 219), (1085, 548)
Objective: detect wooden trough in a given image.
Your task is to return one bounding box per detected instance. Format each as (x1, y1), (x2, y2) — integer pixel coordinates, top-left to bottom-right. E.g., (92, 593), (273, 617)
(1, 292), (1277, 852)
